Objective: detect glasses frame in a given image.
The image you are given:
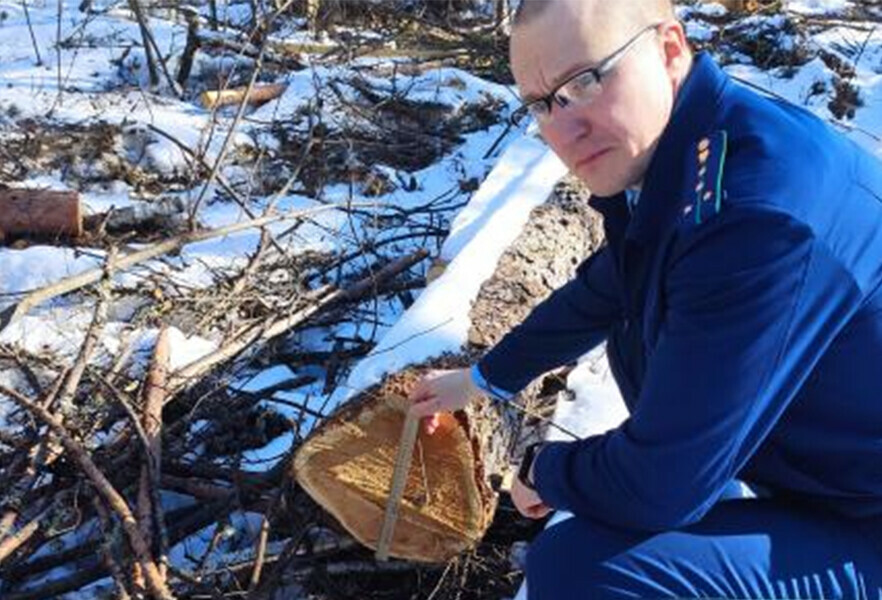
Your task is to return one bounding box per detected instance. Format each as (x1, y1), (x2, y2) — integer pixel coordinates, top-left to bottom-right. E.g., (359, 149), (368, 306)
(510, 22), (665, 126)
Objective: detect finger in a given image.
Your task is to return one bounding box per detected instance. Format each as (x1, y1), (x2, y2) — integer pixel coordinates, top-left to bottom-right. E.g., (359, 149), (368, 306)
(527, 503), (551, 519)
(409, 396), (445, 418)
(408, 397), (433, 418)
(424, 413), (441, 436)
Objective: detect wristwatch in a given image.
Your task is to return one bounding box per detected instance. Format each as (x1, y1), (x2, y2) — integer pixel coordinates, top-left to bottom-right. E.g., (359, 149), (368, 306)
(517, 442), (544, 491)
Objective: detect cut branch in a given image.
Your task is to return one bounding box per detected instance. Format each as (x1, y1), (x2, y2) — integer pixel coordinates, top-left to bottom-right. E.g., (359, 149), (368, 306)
(0, 189), (82, 238)
(168, 249), (428, 391)
(140, 326), (170, 578)
(0, 202), (375, 333)
(200, 83), (288, 110)
(0, 384), (175, 600)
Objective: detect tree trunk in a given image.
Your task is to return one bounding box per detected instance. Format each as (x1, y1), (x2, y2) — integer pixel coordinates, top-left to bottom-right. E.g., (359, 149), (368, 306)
(176, 8), (200, 88)
(468, 175), (603, 350)
(207, 0), (219, 31)
(494, 0), (510, 36)
(305, 0), (320, 38)
(294, 175), (606, 562)
(0, 189), (82, 239)
(128, 0), (159, 87)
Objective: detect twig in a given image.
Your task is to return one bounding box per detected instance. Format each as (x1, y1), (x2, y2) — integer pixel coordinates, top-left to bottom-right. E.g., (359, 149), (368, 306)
(92, 496), (133, 600)
(0, 509), (43, 564)
(0, 202), (376, 333)
(140, 326), (170, 578)
(21, 1), (42, 66)
(0, 372), (67, 543)
(55, 0), (62, 108)
(168, 249), (428, 391)
(189, 38), (268, 228)
(0, 264), (108, 545)
(128, 0), (158, 86)
(0, 385), (175, 600)
(246, 450), (298, 593)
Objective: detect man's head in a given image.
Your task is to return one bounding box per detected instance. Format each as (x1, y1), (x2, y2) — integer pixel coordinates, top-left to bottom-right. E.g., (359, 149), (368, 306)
(510, 0), (692, 196)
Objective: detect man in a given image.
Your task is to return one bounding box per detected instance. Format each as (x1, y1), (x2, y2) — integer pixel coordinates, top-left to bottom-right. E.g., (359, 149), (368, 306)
(409, 0), (882, 598)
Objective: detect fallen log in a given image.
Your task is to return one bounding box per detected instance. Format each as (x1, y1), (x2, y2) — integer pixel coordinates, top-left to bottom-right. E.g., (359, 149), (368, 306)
(0, 189), (82, 239)
(200, 83), (288, 110)
(468, 176), (603, 349)
(292, 175), (606, 564)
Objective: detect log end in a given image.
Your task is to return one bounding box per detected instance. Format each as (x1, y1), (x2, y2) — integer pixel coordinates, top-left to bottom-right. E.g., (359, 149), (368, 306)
(293, 361), (499, 563)
(0, 189), (83, 239)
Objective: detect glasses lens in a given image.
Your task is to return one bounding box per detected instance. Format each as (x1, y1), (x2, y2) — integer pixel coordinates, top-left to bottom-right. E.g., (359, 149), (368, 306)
(511, 101), (549, 126)
(527, 101), (551, 121)
(559, 71), (601, 105)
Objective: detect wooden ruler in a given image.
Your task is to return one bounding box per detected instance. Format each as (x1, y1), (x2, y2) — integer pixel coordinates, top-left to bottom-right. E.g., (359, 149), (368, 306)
(375, 405), (420, 562)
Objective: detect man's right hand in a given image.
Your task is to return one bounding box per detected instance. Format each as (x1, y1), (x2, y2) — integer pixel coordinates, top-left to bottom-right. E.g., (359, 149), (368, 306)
(408, 368), (479, 435)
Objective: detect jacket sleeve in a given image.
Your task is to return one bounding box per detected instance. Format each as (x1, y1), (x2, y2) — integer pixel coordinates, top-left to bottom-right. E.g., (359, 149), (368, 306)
(533, 207), (863, 531)
(475, 245), (623, 397)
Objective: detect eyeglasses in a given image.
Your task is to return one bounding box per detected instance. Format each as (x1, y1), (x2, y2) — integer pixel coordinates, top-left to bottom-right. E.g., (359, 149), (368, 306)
(510, 22), (664, 127)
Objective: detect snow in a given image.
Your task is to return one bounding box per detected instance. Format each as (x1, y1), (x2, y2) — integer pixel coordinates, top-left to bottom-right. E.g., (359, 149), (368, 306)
(786, 0), (852, 15)
(0, 246), (105, 297)
(685, 20), (717, 43)
(724, 25), (882, 158)
(695, 2), (730, 17)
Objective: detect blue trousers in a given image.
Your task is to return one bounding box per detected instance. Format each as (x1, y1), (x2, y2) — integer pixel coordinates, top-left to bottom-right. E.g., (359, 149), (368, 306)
(527, 497), (882, 599)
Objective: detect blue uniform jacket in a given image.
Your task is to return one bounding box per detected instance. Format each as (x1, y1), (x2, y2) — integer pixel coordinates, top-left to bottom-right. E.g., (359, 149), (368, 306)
(477, 52), (882, 531)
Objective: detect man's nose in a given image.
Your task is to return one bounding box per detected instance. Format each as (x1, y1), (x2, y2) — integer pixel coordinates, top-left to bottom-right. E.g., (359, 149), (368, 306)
(542, 106), (593, 148)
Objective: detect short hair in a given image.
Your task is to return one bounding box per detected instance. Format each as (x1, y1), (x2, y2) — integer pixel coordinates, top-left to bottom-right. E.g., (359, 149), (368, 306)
(511, 0), (550, 28)
(512, 0), (676, 29)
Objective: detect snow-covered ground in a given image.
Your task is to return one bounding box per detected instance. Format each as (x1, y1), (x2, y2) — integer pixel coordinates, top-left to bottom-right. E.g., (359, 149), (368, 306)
(0, 0), (881, 598)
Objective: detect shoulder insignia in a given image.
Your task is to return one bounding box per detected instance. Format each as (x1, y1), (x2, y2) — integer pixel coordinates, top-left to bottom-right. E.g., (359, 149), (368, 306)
(684, 130), (729, 226)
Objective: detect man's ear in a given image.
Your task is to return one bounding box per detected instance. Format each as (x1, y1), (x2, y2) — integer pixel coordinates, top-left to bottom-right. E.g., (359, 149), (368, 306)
(658, 21), (692, 81)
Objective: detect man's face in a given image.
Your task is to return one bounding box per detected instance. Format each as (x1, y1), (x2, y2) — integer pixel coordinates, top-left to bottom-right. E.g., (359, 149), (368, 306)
(510, 5), (684, 196)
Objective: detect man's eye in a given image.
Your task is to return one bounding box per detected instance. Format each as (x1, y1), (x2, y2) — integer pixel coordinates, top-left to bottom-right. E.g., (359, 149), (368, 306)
(566, 72), (598, 97)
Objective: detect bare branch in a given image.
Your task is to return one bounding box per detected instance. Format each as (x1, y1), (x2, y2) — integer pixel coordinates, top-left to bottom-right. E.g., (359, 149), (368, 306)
(0, 202), (378, 333)
(0, 384), (175, 600)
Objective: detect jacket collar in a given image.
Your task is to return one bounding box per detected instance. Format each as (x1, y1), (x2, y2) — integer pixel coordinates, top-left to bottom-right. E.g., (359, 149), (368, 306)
(588, 52), (731, 244)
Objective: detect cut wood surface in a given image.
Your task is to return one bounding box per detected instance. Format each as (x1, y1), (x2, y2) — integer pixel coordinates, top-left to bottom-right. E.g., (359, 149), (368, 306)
(200, 83), (288, 109)
(293, 354), (509, 563)
(0, 189), (82, 238)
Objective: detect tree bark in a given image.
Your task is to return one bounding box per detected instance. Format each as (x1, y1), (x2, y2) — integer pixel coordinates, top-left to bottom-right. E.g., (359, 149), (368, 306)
(468, 175), (603, 349)
(176, 8), (200, 88)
